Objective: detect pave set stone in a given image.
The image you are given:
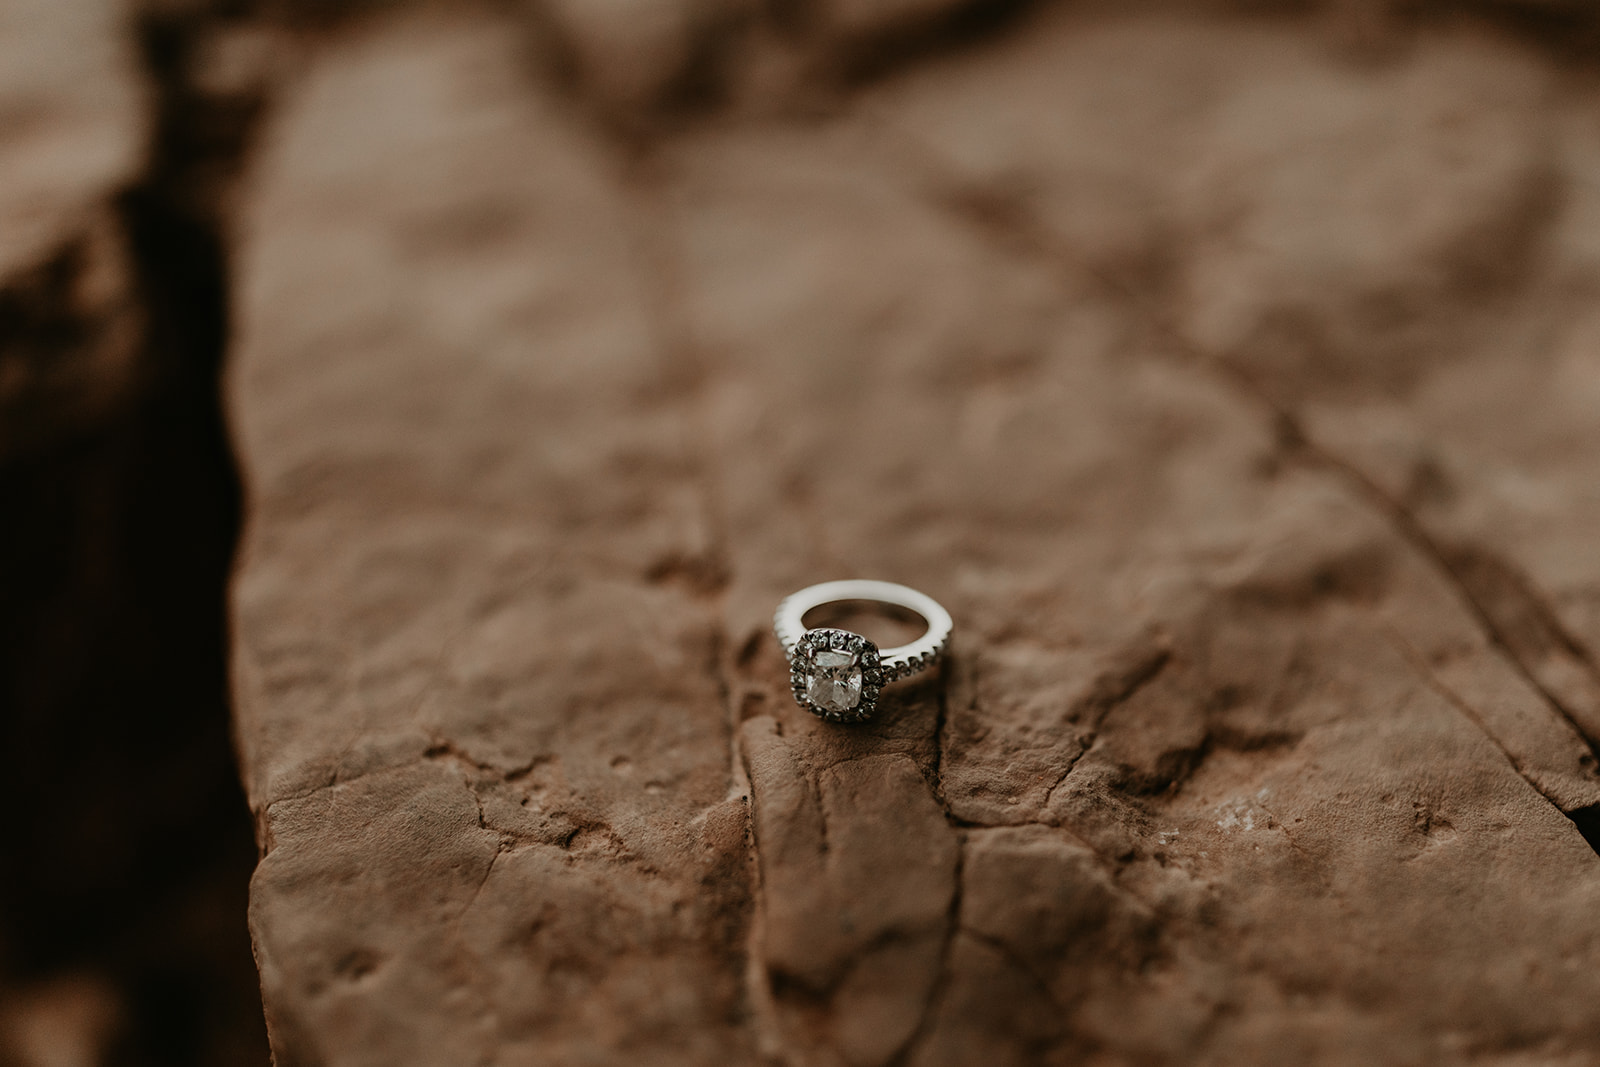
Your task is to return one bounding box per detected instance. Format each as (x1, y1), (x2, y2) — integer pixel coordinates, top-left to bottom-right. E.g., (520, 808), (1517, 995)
(790, 628), (885, 723)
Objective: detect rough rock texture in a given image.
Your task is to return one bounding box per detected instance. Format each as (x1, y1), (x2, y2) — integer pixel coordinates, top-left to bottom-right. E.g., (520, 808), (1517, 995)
(232, 4), (1600, 1065)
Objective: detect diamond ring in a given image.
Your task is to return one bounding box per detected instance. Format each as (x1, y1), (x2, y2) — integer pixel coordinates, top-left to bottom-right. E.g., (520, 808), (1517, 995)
(774, 579), (953, 723)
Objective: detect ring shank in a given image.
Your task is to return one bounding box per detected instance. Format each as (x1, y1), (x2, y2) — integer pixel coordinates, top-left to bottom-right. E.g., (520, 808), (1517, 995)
(774, 580), (952, 682)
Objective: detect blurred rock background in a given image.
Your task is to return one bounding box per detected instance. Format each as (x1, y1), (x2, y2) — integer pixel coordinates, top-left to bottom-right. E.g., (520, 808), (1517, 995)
(7, 0), (1600, 1065)
(0, 1), (265, 1064)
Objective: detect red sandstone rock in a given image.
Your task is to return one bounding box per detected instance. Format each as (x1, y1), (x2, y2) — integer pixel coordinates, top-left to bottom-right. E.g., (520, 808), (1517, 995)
(232, 5), (1600, 1064)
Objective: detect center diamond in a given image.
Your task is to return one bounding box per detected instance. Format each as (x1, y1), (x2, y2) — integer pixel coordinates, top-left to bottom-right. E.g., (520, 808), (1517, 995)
(806, 648), (863, 714)
(790, 629), (883, 722)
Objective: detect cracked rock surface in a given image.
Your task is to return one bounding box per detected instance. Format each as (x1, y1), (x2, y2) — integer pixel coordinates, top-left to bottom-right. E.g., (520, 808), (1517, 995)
(232, 3), (1600, 1064)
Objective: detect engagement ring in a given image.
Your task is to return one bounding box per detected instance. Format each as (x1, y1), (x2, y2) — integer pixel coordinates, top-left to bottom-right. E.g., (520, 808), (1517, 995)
(774, 579), (952, 723)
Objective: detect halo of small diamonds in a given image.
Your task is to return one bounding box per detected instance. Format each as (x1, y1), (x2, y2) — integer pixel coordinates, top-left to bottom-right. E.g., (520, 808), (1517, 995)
(789, 628), (885, 723)
(774, 580), (952, 726)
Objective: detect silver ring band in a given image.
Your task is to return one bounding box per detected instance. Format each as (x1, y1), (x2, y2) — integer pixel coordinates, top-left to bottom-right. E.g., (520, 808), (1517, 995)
(774, 579), (953, 723)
